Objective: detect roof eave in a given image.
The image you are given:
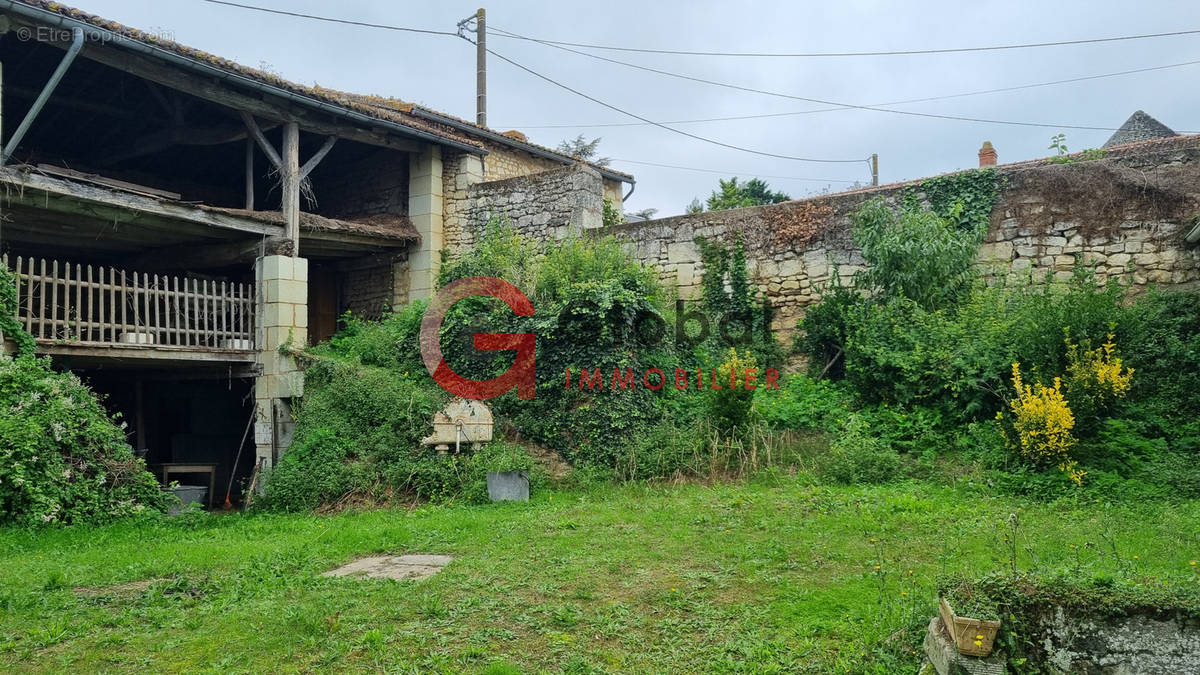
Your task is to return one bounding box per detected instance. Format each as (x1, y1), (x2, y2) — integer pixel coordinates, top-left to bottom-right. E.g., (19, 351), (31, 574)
(410, 108), (634, 185)
(0, 0), (487, 156)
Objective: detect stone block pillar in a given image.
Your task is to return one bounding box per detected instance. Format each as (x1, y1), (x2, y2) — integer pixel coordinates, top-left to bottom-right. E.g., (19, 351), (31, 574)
(254, 254), (308, 469)
(406, 145), (444, 301)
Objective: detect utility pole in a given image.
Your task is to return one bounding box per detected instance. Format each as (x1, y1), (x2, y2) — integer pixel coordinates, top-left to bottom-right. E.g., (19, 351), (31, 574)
(476, 9), (486, 127)
(870, 153), (879, 187)
(458, 9), (487, 126)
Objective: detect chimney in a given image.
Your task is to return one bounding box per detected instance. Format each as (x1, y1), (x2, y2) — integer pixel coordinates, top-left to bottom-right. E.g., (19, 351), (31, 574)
(978, 141), (997, 167)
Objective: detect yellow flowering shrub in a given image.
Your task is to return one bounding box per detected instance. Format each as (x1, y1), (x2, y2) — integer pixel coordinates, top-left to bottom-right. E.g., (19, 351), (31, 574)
(1064, 334), (1134, 430)
(1002, 363), (1085, 485)
(707, 348), (757, 430)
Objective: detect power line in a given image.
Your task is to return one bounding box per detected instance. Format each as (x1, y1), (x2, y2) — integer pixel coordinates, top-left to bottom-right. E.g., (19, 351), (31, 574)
(489, 26), (1200, 58)
(479, 41), (868, 163)
(197, 0), (458, 36)
(198, 2), (1200, 59)
(193, 2), (1191, 134)
(503, 58), (1200, 129)
(488, 25), (1164, 133)
(195, 0), (865, 162)
(610, 158), (860, 183)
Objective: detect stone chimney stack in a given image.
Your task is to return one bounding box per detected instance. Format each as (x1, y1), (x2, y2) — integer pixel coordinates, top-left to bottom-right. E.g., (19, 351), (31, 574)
(978, 141), (997, 167)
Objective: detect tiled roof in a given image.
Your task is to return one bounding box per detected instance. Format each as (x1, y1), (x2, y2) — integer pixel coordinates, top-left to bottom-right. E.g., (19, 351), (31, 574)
(1102, 110), (1179, 148)
(10, 1), (632, 181)
(12, 0), (480, 149)
(788, 133), (1200, 203)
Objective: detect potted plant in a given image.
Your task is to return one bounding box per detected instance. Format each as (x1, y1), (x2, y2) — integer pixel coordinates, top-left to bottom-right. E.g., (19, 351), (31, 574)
(939, 581), (1002, 657)
(481, 442), (533, 502)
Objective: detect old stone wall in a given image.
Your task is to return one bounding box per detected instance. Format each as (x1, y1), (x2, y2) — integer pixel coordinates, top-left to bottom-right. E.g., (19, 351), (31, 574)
(605, 137), (1200, 334)
(444, 164), (605, 254)
(482, 140), (563, 182)
(339, 252), (406, 321)
(311, 147), (409, 221)
(479, 139), (625, 210)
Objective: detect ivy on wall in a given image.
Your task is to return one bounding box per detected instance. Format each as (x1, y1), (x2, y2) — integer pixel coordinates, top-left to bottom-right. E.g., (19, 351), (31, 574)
(904, 168), (1002, 233)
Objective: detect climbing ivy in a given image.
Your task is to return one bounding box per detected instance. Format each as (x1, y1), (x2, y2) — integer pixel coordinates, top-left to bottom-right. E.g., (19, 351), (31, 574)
(694, 235), (730, 312)
(905, 167), (1001, 233)
(0, 265), (34, 357)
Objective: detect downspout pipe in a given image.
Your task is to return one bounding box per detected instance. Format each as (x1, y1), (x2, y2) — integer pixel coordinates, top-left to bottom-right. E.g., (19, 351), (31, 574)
(622, 182), (635, 204)
(2, 26), (83, 164)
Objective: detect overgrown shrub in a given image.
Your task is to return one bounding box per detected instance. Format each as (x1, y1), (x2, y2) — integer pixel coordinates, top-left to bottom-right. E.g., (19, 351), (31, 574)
(852, 198), (986, 310)
(258, 358), (449, 511)
(821, 414), (901, 484)
(0, 354), (167, 526)
(706, 348), (756, 431)
(754, 372), (850, 432)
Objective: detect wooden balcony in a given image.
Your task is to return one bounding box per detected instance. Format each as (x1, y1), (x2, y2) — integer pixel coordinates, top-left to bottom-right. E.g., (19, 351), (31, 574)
(3, 255), (257, 365)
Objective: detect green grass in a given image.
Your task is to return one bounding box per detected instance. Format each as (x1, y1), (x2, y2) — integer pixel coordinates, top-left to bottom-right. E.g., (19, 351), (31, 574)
(1, 477), (1197, 673)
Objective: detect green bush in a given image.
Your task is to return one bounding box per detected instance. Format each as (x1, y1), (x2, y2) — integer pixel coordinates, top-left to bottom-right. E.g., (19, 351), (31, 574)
(0, 354), (167, 526)
(821, 414), (900, 484)
(258, 358), (449, 511)
(754, 372), (850, 432)
(852, 198), (985, 311)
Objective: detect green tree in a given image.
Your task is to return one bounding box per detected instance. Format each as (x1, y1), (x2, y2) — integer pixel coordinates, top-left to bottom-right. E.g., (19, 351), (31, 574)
(851, 198), (984, 311)
(706, 177), (790, 211)
(556, 134), (611, 167)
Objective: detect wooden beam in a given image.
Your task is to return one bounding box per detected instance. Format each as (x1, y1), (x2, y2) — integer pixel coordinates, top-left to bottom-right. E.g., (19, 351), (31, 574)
(98, 122), (277, 166)
(134, 236), (292, 270)
(0, 167), (284, 237)
(76, 45), (426, 153)
(4, 84), (141, 121)
(244, 137), (254, 210)
(36, 163), (181, 200)
(34, 340), (258, 364)
(300, 136), (338, 178)
(281, 122), (300, 252)
(240, 111), (282, 169)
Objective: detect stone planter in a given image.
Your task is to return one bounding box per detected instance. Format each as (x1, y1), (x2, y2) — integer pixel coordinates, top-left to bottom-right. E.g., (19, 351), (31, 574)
(939, 596), (1001, 657)
(486, 471), (529, 502)
(164, 485), (208, 515)
(120, 331), (156, 345)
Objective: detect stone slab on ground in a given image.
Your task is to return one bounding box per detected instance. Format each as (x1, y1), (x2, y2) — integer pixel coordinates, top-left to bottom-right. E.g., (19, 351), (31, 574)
(924, 617), (1007, 675)
(322, 554), (453, 581)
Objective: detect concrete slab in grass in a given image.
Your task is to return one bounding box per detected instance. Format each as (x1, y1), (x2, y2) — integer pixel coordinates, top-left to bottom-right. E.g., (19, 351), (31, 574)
(322, 554), (453, 581)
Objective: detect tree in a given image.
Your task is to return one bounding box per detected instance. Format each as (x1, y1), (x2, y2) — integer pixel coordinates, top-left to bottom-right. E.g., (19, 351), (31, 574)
(625, 208), (659, 221)
(706, 177), (790, 211)
(556, 135), (611, 167)
(685, 198), (704, 214)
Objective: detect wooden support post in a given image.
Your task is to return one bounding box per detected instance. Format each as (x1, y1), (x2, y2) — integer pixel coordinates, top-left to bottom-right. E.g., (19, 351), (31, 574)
(244, 137), (254, 210)
(134, 380), (146, 453)
(281, 121), (300, 256)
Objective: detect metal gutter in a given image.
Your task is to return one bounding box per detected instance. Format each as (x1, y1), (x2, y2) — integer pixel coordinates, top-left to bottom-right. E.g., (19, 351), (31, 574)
(410, 107), (635, 186)
(0, 1), (486, 156)
(2, 26), (83, 162)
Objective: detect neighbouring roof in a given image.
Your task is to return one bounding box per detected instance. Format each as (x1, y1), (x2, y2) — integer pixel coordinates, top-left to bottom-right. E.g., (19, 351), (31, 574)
(1103, 110), (1179, 148)
(323, 93), (635, 183)
(7, 1), (633, 183)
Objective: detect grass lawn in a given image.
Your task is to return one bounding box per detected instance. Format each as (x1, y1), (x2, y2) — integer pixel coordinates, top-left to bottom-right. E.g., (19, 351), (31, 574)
(1, 477), (1197, 673)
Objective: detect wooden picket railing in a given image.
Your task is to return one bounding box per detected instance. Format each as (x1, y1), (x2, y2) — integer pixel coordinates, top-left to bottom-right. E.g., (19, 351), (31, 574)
(2, 255), (256, 350)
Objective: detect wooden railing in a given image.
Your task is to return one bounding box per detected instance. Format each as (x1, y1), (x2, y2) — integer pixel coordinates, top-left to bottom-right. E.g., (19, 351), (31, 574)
(2, 255), (255, 350)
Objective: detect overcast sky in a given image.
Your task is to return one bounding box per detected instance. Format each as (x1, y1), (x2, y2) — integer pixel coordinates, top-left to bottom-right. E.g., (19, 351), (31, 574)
(78, 0), (1200, 215)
